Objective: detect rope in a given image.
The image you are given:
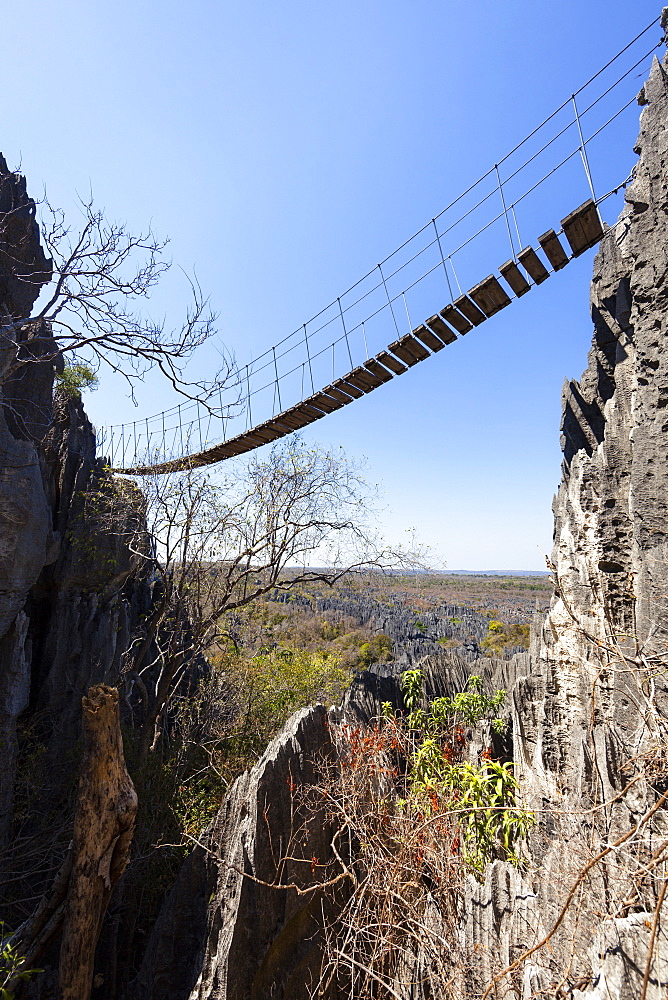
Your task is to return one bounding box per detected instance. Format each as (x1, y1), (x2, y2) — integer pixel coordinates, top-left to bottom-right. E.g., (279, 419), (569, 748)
(304, 324), (314, 393)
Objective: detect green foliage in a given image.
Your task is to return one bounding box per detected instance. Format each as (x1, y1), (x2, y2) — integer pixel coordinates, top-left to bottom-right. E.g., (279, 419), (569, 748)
(401, 671), (506, 733)
(0, 927), (41, 998)
(53, 362), (99, 398)
(167, 643), (353, 839)
(481, 620), (531, 656)
(399, 669), (533, 877)
(357, 633), (393, 667)
(230, 644), (350, 741)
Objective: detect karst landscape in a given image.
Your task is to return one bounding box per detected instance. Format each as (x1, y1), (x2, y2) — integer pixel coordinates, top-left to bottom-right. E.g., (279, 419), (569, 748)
(2, 7), (668, 1000)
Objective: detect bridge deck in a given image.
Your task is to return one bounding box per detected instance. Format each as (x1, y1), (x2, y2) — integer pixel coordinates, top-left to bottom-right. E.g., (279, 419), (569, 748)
(117, 200), (604, 476)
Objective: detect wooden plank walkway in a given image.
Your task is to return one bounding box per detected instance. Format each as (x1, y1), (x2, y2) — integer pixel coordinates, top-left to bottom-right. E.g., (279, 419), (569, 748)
(119, 199), (605, 475)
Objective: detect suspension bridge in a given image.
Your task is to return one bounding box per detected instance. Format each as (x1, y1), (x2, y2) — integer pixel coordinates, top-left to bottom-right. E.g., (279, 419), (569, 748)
(95, 17), (663, 476)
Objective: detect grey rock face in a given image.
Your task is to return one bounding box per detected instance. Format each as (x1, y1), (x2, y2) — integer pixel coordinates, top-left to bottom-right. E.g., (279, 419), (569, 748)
(451, 49), (668, 998)
(0, 160), (57, 642)
(0, 153), (51, 323)
(0, 612), (30, 841)
(129, 706), (336, 1000)
(0, 157), (152, 846)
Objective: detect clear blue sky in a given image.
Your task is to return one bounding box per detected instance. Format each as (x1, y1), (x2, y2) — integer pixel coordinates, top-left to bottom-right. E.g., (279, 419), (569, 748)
(4, 0), (662, 569)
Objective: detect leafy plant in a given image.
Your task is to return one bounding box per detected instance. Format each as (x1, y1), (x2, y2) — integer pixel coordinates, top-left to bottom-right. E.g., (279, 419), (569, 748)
(398, 669), (532, 876)
(53, 361), (99, 398)
(314, 673), (534, 998)
(0, 926), (41, 999)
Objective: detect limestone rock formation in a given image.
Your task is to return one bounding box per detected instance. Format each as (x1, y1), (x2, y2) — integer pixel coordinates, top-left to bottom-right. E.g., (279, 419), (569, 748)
(0, 158), (152, 844)
(128, 706), (336, 1000)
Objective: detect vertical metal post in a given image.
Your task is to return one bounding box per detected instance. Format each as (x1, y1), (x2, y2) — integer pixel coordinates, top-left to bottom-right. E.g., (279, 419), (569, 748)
(272, 349), (282, 414)
(133, 422), (137, 468)
(304, 324), (314, 393)
(402, 293), (412, 335)
(510, 204), (523, 251)
(495, 164), (516, 261)
(337, 297), (354, 369)
(572, 94), (596, 202)
(377, 264), (400, 339)
(432, 219), (454, 301)
(361, 321), (369, 359)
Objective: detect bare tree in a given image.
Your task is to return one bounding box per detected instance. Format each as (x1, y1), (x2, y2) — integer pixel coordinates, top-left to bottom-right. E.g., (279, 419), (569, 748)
(0, 161), (236, 406)
(105, 437), (421, 759)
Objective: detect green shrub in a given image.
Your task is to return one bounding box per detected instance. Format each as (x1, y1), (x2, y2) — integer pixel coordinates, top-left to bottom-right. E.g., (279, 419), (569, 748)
(394, 669), (532, 876)
(54, 362), (99, 398)
(481, 620), (531, 656)
(0, 926), (41, 999)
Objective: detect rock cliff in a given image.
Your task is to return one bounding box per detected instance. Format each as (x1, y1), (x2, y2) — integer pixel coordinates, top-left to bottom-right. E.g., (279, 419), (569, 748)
(0, 156), (152, 861)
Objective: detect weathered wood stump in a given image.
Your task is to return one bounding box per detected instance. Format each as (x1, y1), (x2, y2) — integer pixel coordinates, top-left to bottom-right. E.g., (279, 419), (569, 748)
(58, 684), (137, 1000)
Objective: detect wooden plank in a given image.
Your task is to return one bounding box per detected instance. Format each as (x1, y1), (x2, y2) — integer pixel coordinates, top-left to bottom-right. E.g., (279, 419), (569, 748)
(304, 392), (344, 413)
(242, 423), (284, 444)
(275, 409), (314, 431)
(518, 246), (549, 284)
(197, 442), (241, 462)
(412, 323), (445, 352)
(440, 304), (472, 335)
(235, 432), (269, 447)
(331, 377), (364, 399)
(320, 389), (352, 408)
(453, 294), (486, 326)
(375, 351), (407, 375)
(538, 229), (569, 270)
(212, 437), (254, 457)
(468, 275), (511, 317)
(344, 366), (384, 392)
(262, 418), (295, 436)
(388, 334), (430, 367)
(272, 414), (305, 431)
(561, 199), (604, 257)
(426, 314), (457, 345)
(298, 402), (327, 420)
(323, 382), (357, 403)
(364, 358), (394, 383)
(499, 260), (531, 297)
(226, 436), (259, 455)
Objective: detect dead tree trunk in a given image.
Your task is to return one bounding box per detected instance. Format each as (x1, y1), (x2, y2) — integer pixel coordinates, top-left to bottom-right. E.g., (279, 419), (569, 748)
(58, 684), (138, 1000)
